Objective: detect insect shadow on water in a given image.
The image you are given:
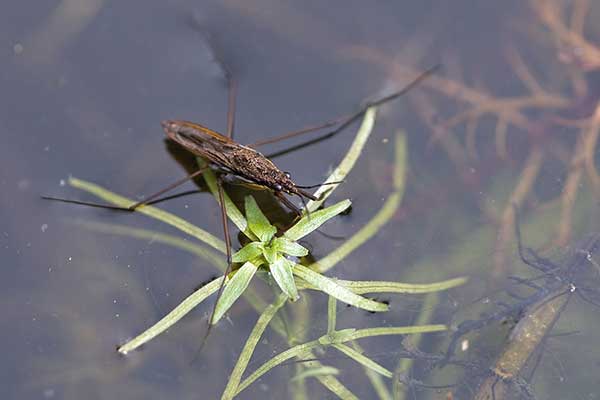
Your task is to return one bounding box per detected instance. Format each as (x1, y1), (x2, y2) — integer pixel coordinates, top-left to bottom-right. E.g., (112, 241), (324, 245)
(437, 207), (600, 400)
(42, 38), (438, 355)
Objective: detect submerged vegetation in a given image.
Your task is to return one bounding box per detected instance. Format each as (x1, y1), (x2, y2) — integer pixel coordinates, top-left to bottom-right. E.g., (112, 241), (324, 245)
(337, 0), (600, 398)
(436, 226), (600, 399)
(345, 0), (600, 275)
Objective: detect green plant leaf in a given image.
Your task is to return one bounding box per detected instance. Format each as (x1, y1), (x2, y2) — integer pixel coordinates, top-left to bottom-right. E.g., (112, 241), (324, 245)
(262, 245), (278, 265)
(118, 276), (223, 354)
(332, 343), (392, 378)
(335, 276), (468, 294)
(348, 341), (391, 399)
(213, 261), (258, 324)
(318, 329), (357, 345)
(306, 106), (377, 212)
(245, 195), (277, 242)
(237, 325), (446, 396)
(272, 237), (308, 257)
(344, 325), (447, 340)
(270, 256), (299, 301)
(291, 366), (340, 382)
(197, 158), (257, 241)
(232, 242), (264, 263)
(235, 339), (322, 396)
(68, 177), (227, 253)
(293, 265), (388, 312)
(310, 132), (408, 274)
(222, 294), (289, 400)
(285, 199), (352, 241)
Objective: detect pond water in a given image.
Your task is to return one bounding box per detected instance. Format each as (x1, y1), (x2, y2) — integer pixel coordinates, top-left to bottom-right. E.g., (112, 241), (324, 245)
(2, 1), (600, 399)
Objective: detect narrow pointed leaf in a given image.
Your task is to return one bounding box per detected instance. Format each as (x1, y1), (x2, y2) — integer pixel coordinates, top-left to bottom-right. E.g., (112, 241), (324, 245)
(213, 261), (258, 324)
(291, 366), (340, 382)
(335, 277), (468, 294)
(293, 264), (388, 312)
(332, 343), (392, 378)
(245, 196), (276, 242)
(270, 256), (299, 301)
(235, 339), (322, 395)
(285, 199), (352, 241)
(318, 329), (357, 345)
(272, 237), (308, 257)
(118, 276), (222, 354)
(232, 242), (263, 263)
(310, 132), (408, 274)
(69, 177), (227, 253)
(222, 294), (288, 400)
(306, 107), (377, 212)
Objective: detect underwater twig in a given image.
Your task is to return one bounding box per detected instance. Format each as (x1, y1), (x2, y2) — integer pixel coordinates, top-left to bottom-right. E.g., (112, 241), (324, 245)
(447, 225), (600, 400)
(393, 292), (439, 400)
(493, 146), (544, 276)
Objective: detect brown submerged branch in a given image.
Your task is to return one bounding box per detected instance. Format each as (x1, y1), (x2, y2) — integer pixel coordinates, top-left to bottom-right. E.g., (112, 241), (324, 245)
(341, 0), (600, 273)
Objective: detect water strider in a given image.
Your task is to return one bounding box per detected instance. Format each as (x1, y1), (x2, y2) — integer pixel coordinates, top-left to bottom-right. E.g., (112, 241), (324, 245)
(44, 65), (437, 215)
(43, 60), (438, 355)
(160, 119), (319, 215)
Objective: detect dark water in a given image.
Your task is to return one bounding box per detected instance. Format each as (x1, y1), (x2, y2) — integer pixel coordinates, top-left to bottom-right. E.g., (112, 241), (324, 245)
(2, 1), (599, 399)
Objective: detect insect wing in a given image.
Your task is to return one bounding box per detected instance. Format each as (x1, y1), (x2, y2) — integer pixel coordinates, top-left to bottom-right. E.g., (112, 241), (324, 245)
(162, 120), (239, 167)
(171, 120), (235, 144)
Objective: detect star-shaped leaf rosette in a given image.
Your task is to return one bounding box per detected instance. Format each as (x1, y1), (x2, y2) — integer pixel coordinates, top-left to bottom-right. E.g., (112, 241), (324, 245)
(214, 195), (385, 325)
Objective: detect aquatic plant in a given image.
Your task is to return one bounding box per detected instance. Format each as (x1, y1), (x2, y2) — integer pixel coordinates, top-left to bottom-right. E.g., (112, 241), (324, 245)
(69, 107), (466, 398)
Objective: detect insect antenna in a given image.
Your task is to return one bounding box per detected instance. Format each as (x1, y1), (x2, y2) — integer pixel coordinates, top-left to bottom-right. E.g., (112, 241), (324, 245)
(127, 167), (209, 209)
(193, 180), (234, 359)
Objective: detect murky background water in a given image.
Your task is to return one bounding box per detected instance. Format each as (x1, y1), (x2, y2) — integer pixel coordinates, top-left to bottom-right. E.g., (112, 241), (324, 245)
(2, 1), (600, 399)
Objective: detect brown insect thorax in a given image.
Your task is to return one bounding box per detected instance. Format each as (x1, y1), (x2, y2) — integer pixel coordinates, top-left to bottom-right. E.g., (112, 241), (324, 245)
(228, 146), (300, 195)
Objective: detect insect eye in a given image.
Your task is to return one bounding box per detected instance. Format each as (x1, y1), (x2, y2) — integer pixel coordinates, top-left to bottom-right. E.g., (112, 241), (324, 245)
(274, 184), (283, 191)
(284, 172), (291, 179)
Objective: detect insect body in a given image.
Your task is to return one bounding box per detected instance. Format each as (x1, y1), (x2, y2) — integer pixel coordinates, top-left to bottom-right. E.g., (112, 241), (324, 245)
(161, 119), (317, 214)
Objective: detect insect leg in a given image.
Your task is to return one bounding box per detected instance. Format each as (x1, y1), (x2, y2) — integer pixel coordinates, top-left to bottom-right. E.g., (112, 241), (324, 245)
(275, 191), (302, 216)
(226, 74), (237, 140)
(249, 65), (439, 154)
(127, 166), (209, 210)
(195, 26), (237, 139)
(194, 176), (234, 357)
(42, 166), (209, 211)
(248, 116), (349, 148)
